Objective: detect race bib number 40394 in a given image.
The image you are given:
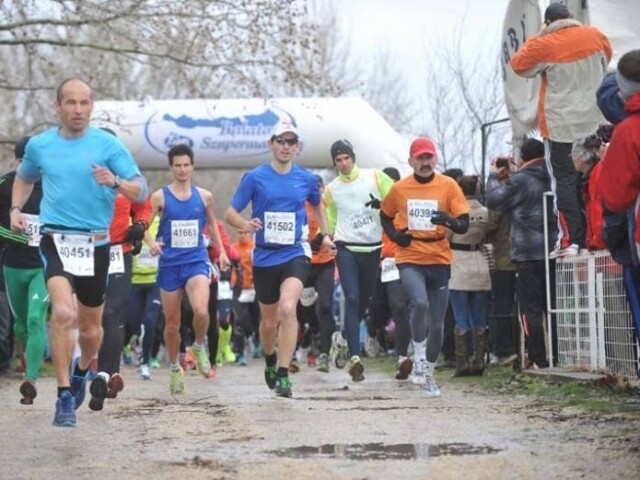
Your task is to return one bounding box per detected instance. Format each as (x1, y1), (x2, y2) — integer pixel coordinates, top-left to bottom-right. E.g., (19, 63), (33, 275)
(407, 199), (438, 231)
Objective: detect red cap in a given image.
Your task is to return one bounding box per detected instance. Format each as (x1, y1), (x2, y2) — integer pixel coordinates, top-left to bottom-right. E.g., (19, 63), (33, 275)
(410, 137), (437, 157)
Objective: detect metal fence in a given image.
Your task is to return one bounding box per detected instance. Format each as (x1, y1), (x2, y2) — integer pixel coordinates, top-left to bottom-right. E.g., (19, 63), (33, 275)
(553, 250), (639, 381)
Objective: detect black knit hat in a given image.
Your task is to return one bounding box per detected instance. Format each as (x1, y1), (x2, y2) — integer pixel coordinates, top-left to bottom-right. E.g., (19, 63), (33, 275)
(382, 167), (400, 182)
(544, 3), (571, 23)
(14, 136), (30, 160)
(520, 138), (545, 162)
(330, 139), (355, 164)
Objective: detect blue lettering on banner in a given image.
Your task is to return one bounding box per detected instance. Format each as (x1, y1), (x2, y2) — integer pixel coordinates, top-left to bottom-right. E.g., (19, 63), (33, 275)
(501, 14), (528, 80)
(144, 108), (297, 156)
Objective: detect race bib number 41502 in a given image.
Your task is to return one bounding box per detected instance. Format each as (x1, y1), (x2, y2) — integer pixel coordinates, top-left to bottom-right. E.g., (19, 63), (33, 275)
(264, 211), (295, 245)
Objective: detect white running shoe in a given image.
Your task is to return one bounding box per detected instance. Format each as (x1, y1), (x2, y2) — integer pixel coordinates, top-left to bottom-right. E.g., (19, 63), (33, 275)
(364, 337), (380, 358)
(140, 364), (151, 380)
(424, 375), (441, 397)
(409, 359), (427, 386)
(330, 332), (348, 369)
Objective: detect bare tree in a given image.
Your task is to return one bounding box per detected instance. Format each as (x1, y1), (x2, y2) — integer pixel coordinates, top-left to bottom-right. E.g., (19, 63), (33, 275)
(422, 20), (508, 174)
(0, 0), (340, 154)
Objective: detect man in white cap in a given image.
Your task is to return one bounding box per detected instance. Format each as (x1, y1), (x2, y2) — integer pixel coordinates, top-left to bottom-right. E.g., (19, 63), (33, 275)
(225, 119), (335, 398)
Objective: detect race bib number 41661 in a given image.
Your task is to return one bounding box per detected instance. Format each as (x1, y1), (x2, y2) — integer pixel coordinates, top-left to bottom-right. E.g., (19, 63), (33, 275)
(171, 220), (199, 248)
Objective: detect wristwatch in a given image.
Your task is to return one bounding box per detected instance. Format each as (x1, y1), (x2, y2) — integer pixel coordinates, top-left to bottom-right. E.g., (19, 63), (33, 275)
(112, 176), (121, 189)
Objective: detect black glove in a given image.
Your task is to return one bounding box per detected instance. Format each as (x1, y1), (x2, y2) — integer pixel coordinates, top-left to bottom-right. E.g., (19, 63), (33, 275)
(430, 211), (469, 234)
(365, 194), (381, 209)
(125, 222), (146, 243)
(131, 240), (142, 256)
(391, 227), (412, 247)
(310, 232), (325, 252)
(219, 267), (232, 282)
(429, 210), (454, 227)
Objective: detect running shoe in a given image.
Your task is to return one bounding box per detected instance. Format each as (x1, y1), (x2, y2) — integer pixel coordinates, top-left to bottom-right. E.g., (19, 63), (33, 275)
(307, 353), (317, 367)
(140, 364), (151, 380)
(189, 345), (211, 377)
(69, 357), (89, 410)
(410, 359), (427, 386)
(289, 359), (300, 374)
(424, 375), (441, 398)
(122, 345), (133, 365)
(316, 353), (330, 373)
(88, 372), (109, 411)
(264, 365), (277, 390)
(170, 367), (185, 395)
(365, 337), (380, 358)
(52, 390), (77, 427)
(149, 357), (161, 369)
(19, 379), (37, 405)
(395, 356), (413, 381)
(275, 376), (292, 398)
(106, 373), (124, 399)
(330, 331), (348, 369)
(348, 355), (365, 382)
(236, 354), (248, 366)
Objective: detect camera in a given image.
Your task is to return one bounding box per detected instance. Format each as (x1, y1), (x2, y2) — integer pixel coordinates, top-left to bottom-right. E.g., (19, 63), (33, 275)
(495, 157), (510, 169)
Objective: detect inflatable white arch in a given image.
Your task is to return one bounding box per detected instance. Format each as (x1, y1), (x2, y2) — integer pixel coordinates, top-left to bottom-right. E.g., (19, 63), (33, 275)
(92, 97), (409, 171)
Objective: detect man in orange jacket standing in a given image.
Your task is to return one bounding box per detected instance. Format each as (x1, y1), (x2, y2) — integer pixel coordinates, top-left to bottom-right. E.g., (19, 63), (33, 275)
(510, 3), (611, 258)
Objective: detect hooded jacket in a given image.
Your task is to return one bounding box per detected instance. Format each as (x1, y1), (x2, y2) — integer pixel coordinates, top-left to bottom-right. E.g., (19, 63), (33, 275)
(510, 19), (611, 142)
(599, 92), (640, 248)
(486, 158), (557, 262)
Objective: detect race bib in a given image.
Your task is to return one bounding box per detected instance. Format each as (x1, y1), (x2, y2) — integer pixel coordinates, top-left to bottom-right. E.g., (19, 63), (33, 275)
(218, 281), (233, 300)
(407, 199), (438, 231)
(238, 289), (256, 303)
(300, 287), (317, 307)
(264, 211), (295, 245)
(171, 220), (199, 248)
(136, 245), (159, 269)
(108, 244), (125, 275)
(351, 213), (375, 231)
(22, 213), (42, 247)
(380, 257), (400, 283)
(52, 234), (94, 277)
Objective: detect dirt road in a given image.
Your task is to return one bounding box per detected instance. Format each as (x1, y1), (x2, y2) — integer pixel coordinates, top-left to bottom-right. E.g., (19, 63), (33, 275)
(1, 359), (638, 480)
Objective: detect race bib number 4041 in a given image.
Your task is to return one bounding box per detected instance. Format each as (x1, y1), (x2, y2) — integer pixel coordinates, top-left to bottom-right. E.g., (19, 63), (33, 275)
(264, 211), (295, 245)
(407, 199), (438, 231)
(52, 233), (94, 277)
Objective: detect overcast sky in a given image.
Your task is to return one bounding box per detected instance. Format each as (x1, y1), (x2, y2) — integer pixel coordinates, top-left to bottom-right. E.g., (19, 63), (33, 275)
(339, 0), (511, 102)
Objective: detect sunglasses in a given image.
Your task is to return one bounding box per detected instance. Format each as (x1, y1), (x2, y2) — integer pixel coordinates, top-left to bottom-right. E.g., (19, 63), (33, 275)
(273, 137), (299, 146)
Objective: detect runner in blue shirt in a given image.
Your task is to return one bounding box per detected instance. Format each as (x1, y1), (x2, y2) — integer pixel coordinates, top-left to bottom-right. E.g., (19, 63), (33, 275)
(226, 120), (335, 398)
(10, 78), (148, 427)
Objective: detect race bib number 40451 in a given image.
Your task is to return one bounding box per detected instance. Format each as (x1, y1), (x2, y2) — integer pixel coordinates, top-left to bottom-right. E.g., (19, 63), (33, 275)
(264, 211), (295, 245)
(52, 233), (94, 277)
(407, 199), (438, 231)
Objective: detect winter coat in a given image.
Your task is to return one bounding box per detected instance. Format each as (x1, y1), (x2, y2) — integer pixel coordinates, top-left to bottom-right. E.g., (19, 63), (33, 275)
(510, 19), (611, 142)
(449, 198), (491, 291)
(486, 158), (557, 262)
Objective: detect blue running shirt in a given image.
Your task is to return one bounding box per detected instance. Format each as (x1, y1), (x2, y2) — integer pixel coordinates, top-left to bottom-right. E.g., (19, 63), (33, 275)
(230, 164), (320, 267)
(17, 126), (141, 233)
(157, 185), (208, 268)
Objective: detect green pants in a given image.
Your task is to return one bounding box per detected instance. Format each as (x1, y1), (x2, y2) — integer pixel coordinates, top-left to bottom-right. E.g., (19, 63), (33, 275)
(3, 266), (49, 381)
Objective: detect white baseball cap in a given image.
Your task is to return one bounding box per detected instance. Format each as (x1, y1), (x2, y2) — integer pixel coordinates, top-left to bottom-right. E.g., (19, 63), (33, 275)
(271, 120), (298, 138)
